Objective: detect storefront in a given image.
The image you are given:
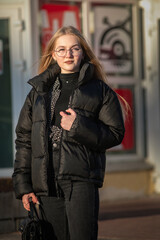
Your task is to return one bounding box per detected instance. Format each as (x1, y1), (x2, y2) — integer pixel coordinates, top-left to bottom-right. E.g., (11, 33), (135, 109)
(0, 0), (160, 199)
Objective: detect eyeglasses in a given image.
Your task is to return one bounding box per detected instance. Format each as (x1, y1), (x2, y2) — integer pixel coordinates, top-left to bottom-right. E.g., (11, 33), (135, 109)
(54, 46), (82, 57)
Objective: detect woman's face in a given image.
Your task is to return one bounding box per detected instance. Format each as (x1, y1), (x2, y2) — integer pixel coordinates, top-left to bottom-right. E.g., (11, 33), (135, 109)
(52, 34), (83, 73)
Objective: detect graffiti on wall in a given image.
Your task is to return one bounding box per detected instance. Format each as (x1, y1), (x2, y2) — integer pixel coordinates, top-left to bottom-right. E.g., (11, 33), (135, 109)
(40, 4), (81, 52)
(94, 6), (133, 75)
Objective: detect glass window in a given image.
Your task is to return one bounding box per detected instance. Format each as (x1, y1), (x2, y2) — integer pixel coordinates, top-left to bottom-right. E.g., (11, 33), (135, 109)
(38, 1), (137, 156)
(0, 19), (13, 168)
(112, 85), (136, 154)
(90, 3), (136, 155)
(91, 3), (133, 76)
(39, 0), (82, 53)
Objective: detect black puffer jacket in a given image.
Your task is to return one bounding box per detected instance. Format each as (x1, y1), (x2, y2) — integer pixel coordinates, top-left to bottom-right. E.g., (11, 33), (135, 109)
(12, 62), (125, 199)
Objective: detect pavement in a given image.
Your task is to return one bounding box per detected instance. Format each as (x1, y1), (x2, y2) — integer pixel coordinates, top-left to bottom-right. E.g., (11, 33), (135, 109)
(98, 195), (160, 240)
(0, 195), (160, 240)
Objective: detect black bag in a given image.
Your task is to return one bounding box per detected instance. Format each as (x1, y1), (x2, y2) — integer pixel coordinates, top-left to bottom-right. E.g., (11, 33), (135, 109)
(19, 198), (55, 240)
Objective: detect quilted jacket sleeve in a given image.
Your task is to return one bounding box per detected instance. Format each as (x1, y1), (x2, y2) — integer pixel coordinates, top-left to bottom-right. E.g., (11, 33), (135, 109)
(68, 83), (125, 152)
(12, 89), (34, 199)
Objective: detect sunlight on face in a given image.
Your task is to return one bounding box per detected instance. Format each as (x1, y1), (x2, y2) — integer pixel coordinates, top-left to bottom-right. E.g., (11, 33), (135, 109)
(52, 34), (83, 73)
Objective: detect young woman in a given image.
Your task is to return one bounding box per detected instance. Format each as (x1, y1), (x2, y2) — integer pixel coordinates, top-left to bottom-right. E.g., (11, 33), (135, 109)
(13, 26), (125, 240)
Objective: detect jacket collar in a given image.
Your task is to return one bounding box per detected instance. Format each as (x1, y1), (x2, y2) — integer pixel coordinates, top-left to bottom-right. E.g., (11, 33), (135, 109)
(28, 62), (94, 95)
(78, 61), (94, 86)
(28, 63), (60, 95)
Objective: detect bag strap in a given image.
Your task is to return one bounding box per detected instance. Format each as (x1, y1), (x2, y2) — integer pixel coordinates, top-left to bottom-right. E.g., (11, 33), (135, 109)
(28, 197), (40, 220)
(28, 197), (47, 222)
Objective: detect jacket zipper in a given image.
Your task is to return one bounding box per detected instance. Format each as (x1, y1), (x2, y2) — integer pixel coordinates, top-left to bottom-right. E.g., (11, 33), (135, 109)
(55, 92), (73, 182)
(68, 94), (73, 108)
(56, 80), (76, 178)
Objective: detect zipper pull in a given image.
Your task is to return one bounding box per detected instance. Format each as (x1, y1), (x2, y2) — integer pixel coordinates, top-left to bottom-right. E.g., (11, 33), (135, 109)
(55, 179), (60, 198)
(68, 95), (72, 108)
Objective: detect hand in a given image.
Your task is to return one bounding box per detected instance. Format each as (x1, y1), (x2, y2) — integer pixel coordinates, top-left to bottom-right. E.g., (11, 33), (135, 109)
(60, 108), (77, 131)
(22, 192), (39, 211)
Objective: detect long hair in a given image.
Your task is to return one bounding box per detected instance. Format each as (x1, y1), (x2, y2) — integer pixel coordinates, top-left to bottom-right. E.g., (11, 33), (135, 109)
(39, 26), (130, 117)
(39, 26), (107, 83)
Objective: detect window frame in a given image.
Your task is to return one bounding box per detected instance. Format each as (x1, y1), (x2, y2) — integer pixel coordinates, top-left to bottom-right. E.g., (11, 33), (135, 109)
(40, 0), (145, 162)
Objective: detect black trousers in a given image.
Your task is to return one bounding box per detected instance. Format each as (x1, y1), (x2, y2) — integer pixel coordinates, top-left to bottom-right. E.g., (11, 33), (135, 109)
(40, 180), (99, 240)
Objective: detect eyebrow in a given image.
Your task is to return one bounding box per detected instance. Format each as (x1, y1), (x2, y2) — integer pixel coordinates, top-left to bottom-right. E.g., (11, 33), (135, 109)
(56, 44), (80, 49)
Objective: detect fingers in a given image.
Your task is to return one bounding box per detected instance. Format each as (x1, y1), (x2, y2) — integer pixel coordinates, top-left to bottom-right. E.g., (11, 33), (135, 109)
(23, 201), (30, 211)
(66, 108), (76, 116)
(59, 111), (66, 117)
(60, 108), (77, 130)
(22, 194), (30, 211)
(22, 193), (39, 211)
(60, 108), (76, 117)
(31, 193), (39, 204)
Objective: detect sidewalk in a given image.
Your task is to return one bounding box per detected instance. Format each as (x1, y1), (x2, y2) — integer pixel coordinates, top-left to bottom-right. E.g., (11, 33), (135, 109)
(0, 232), (20, 240)
(1, 195), (160, 240)
(98, 195), (160, 240)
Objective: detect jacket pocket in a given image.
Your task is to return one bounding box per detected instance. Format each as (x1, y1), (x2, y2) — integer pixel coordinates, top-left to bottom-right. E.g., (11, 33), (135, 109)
(59, 141), (90, 178)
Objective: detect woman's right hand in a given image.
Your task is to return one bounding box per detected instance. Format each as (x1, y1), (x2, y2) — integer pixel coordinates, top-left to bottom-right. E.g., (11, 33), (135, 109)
(22, 192), (39, 211)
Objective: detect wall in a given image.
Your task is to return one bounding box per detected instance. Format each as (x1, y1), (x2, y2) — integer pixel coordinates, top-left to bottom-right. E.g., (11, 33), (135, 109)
(140, 0), (160, 192)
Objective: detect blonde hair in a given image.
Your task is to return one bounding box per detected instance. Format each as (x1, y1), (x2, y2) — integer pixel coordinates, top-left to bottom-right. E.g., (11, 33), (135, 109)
(39, 26), (131, 117)
(39, 26), (107, 83)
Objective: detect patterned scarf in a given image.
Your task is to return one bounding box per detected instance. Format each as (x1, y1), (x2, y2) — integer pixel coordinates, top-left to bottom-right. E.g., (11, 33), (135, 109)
(48, 77), (62, 143)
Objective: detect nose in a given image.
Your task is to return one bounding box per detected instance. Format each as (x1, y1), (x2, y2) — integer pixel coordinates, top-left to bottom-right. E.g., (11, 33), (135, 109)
(66, 49), (73, 57)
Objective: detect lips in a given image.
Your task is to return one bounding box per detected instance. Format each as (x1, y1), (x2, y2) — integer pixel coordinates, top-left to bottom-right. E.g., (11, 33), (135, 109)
(65, 61), (74, 64)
